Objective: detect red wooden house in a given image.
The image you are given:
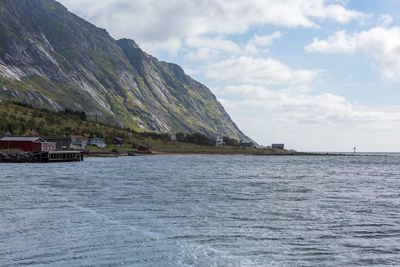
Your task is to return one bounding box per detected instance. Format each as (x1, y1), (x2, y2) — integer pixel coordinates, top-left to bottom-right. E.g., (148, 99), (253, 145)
(138, 145), (150, 152)
(0, 137), (56, 152)
(113, 137), (124, 147)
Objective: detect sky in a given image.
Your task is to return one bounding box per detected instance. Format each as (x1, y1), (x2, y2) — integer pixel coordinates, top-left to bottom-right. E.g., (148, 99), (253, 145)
(57, 0), (400, 152)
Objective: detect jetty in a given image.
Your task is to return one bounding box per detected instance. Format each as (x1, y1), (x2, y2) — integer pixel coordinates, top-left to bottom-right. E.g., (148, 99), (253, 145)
(47, 151), (83, 162)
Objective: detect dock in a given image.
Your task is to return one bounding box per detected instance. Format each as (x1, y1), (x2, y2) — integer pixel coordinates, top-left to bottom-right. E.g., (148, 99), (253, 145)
(47, 151), (83, 162)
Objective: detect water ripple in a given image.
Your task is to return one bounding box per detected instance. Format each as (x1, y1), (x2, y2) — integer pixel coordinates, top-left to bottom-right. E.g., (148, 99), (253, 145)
(1, 155), (400, 266)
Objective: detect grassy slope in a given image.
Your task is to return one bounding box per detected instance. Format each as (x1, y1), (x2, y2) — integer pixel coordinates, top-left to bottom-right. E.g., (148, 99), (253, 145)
(0, 101), (290, 154)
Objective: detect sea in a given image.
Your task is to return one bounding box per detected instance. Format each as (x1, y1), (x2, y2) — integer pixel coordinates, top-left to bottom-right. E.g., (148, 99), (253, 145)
(1, 154), (400, 266)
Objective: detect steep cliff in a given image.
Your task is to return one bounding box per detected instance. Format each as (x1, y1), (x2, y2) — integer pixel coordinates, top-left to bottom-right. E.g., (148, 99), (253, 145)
(0, 0), (251, 141)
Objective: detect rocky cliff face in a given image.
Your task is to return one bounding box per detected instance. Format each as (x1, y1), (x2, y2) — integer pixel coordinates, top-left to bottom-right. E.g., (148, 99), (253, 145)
(0, 0), (251, 141)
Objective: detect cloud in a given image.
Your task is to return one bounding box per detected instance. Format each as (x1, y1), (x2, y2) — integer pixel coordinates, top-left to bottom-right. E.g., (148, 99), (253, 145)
(185, 32), (282, 60)
(244, 32), (282, 54)
(206, 57), (321, 85)
(306, 30), (357, 53)
(221, 84), (400, 125)
(319, 4), (366, 24)
(305, 27), (400, 78)
(218, 84), (400, 151)
(58, 0), (365, 54)
(185, 36), (241, 60)
(248, 32), (282, 47)
(378, 14), (393, 27)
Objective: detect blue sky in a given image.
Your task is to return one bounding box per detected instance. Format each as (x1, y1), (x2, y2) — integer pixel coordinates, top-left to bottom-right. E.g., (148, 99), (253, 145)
(58, 0), (400, 152)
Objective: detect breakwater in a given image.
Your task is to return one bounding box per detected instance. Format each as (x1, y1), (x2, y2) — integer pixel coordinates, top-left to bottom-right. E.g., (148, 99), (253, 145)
(0, 152), (36, 163)
(0, 151), (83, 163)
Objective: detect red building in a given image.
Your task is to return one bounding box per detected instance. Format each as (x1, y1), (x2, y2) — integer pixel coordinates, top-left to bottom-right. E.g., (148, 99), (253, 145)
(138, 145), (150, 152)
(0, 137), (56, 152)
(112, 137), (124, 147)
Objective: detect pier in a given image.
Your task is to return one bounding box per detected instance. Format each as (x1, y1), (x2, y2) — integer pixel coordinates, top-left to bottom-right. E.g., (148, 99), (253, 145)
(46, 151), (83, 162)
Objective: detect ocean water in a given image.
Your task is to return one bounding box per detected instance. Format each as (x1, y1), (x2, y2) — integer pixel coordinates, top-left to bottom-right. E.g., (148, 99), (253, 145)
(1, 155), (400, 266)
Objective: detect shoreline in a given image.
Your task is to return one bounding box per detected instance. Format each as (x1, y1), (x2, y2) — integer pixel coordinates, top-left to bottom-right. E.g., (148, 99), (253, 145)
(85, 150), (358, 157)
(152, 152), (357, 156)
(0, 150), (377, 163)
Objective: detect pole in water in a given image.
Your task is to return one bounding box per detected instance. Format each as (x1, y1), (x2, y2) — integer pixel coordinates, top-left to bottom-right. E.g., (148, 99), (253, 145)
(353, 147), (356, 153)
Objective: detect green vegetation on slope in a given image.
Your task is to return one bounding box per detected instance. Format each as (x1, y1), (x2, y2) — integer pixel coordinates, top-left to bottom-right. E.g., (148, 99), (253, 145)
(0, 101), (283, 154)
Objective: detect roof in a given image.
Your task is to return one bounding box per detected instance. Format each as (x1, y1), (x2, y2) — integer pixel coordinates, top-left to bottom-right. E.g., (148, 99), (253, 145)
(89, 138), (104, 141)
(0, 137), (45, 142)
(138, 144), (150, 148)
(71, 140), (85, 145)
(113, 137), (123, 142)
(71, 135), (86, 139)
(42, 136), (71, 141)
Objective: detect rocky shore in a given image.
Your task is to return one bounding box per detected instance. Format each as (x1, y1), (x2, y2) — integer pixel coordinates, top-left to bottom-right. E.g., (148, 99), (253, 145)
(0, 151), (83, 163)
(0, 152), (37, 163)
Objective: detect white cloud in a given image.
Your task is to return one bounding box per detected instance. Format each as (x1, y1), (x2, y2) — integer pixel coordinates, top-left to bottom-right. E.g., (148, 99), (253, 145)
(144, 39), (183, 57)
(185, 32), (282, 60)
(306, 30), (357, 53)
(322, 4), (366, 24)
(306, 27), (400, 78)
(378, 14), (393, 27)
(222, 84), (400, 124)
(248, 32), (282, 47)
(185, 36), (241, 60)
(244, 32), (282, 54)
(207, 57), (321, 85)
(219, 84), (400, 151)
(58, 0), (365, 54)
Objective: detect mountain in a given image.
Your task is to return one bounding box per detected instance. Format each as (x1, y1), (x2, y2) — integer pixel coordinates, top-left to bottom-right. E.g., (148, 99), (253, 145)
(0, 0), (252, 142)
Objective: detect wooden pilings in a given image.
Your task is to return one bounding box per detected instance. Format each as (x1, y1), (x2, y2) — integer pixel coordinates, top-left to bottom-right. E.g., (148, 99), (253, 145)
(47, 151), (83, 162)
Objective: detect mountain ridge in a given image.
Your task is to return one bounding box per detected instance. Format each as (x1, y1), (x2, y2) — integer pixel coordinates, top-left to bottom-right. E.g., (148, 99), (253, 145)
(0, 0), (252, 142)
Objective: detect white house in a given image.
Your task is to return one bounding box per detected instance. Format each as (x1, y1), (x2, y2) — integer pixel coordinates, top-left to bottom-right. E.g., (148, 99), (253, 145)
(70, 135), (88, 150)
(88, 138), (106, 149)
(215, 135), (224, 147)
(170, 134), (177, 141)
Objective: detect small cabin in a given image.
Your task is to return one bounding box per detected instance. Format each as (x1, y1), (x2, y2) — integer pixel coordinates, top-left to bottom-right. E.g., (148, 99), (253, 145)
(70, 135), (88, 150)
(170, 134), (177, 141)
(272, 144), (285, 150)
(138, 144), (150, 152)
(88, 138), (106, 149)
(113, 137), (124, 147)
(215, 135), (224, 147)
(0, 137), (56, 152)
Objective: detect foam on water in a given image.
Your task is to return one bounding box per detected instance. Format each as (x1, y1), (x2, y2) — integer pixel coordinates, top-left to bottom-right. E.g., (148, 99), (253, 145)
(1, 155), (400, 266)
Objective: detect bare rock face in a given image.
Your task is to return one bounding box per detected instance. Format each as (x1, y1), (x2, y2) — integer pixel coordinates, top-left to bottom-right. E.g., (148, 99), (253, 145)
(0, 0), (252, 142)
